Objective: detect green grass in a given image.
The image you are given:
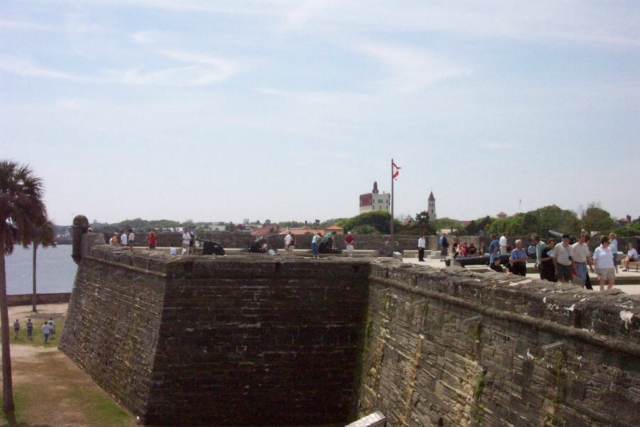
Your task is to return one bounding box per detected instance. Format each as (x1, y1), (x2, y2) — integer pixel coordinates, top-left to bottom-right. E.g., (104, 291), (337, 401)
(1, 309), (137, 427)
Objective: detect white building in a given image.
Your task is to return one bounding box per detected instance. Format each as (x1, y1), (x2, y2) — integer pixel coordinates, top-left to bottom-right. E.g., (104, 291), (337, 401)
(359, 182), (390, 214)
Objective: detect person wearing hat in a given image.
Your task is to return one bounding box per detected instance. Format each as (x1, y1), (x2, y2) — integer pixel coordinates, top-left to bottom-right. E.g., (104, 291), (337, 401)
(344, 232), (355, 258)
(552, 234), (573, 283)
(109, 232), (119, 246)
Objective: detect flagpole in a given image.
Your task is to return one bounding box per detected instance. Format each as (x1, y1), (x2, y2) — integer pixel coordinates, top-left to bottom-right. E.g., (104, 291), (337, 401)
(390, 158), (394, 256)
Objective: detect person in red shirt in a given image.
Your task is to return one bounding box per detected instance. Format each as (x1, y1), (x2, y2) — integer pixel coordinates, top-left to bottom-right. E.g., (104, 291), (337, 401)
(148, 231), (157, 249)
(344, 232), (355, 258)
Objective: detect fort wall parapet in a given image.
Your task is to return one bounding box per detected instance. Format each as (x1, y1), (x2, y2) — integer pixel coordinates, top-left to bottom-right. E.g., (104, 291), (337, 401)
(60, 233), (640, 426)
(359, 260), (640, 426)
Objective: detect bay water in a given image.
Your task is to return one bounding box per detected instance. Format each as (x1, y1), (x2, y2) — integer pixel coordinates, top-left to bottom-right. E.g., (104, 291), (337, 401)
(3, 245), (77, 295)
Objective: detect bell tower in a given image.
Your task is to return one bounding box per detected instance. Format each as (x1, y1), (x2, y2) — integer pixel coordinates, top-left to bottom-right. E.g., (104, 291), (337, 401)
(428, 191), (436, 220)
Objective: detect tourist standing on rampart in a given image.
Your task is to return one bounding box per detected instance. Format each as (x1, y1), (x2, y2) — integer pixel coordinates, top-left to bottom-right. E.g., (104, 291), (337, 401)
(509, 240), (528, 277)
(110, 232), (119, 246)
(539, 239), (556, 282)
(594, 235), (615, 291)
(553, 234), (573, 283)
(148, 231), (157, 249)
(418, 234), (426, 262)
(622, 243), (638, 271)
(344, 232), (355, 258)
(128, 229), (135, 251)
(572, 235), (591, 288)
(533, 236), (546, 278)
(311, 233), (321, 258)
(120, 230), (128, 246)
(284, 231), (292, 256)
(181, 229), (191, 255)
(189, 231), (196, 254)
(499, 233), (508, 255)
(609, 232), (619, 273)
(289, 234), (295, 255)
(440, 233), (449, 261)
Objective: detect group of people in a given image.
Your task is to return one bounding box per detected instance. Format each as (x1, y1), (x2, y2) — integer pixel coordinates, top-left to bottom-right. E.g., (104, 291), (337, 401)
(436, 231), (637, 292)
(13, 318), (56, 344)
(109, 229), (135, 250)
(516, 231), (635, 292)
(282, 230), (355, 258)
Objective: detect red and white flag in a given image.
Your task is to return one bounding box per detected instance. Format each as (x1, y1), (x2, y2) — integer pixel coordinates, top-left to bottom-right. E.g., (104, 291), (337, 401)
(392, 162), (401, 180)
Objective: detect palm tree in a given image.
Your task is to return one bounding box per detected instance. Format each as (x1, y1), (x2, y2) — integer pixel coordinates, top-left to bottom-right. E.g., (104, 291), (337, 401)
(0, 160), (47, 414)
(32, 220), (56, 313)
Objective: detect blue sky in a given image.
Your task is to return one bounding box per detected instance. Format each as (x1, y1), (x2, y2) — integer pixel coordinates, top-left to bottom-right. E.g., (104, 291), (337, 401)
(1, 1), (639, 225)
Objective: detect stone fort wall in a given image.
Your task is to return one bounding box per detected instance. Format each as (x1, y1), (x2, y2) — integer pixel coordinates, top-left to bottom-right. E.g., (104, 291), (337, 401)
(358, 260), (640, 427)
(60, 238), (640, 426)
(59, 244), (371, 426)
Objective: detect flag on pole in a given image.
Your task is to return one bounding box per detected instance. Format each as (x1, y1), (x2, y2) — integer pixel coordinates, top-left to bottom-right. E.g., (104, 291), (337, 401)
(392, 162), (401, 180)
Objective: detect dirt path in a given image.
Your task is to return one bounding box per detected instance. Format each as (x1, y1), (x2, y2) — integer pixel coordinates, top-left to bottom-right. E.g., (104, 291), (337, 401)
(1, 304), (137, 427)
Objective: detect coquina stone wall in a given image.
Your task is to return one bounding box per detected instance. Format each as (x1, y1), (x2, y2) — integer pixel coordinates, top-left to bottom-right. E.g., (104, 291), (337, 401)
(60, 234), (640, 426)
(358, 260), (640, 427)
(59, 244), (371, 426)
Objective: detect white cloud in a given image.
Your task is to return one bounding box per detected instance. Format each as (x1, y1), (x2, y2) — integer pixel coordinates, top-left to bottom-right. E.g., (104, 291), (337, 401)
(355, 44), (472, 93)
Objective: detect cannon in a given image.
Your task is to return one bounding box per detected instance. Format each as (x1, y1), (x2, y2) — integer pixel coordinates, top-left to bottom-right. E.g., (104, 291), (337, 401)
(248, 237), (268, 253)
(319, 232), (341, 254)
(548, 230), (576, 244)
(197, 239), (225, 256)
(453, 254), (510, 268)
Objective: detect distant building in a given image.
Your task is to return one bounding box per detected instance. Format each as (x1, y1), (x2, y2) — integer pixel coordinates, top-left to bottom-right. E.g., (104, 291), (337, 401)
(325, 225), (344, 235)
(251, 224), (281, 237)
(428, 191), (437, 221)
(359, 181), (390, 214)
(496, 212), (507, 218)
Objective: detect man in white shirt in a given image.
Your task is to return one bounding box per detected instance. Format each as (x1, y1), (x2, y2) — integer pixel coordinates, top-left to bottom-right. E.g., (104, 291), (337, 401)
(284, 232), (293, 256)
(553, 234), (573, 283)
(571, 234), (591, 287)
(418, 234), (426, 262)
(499, 233), (508, 255)
(120, 230), (128, 246)
(181, 229), (191, 255)
(622, 243), (638, 271)
(593, 236), (615, 291)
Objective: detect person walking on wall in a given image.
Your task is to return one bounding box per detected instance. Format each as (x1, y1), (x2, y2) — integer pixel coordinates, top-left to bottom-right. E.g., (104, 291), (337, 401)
(110, 232), (119, 246)
(127, 229), (135, 251)
(120, 230), (128, 246)
(189, 231), (196, 254)
(553, 234), (573, 283)
(594, 235), (615, 291)
(311, 233), (321, 258)
(344, 232), (355, 258)
(418, 234), (426, 262)
(572, 234), (592, 289)
(539, 239), (557, 282)
(440, 233), (449, 261)
(148, 231), (157, 249)
(181, 229), (191, 255)
(533, 236), (547, 279)
(609, 232), (619, 273)
(284, 231), (293, 256)
(499, 233), (508, 255)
